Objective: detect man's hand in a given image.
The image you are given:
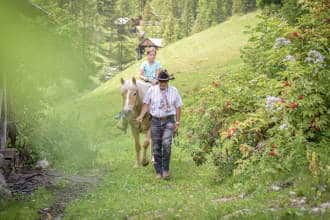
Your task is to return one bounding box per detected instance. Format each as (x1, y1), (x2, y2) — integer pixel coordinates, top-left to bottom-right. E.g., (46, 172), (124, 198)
(174, 121), (180, 132)
(136, 104), (149, 123)
(136, 115), (144, 123)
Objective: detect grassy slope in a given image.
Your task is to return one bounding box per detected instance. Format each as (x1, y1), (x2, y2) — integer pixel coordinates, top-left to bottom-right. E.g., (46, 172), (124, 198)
(62, 12), (327, 219)
(62, 12), (273, 219)
(2, 12), (326, 219)
(75, 12), (258, 141)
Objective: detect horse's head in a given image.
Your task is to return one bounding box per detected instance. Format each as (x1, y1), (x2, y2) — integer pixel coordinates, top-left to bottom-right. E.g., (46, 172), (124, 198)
(120, 77), (140, 115)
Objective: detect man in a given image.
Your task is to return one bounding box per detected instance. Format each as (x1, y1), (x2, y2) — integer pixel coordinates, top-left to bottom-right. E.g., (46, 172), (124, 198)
(136, 70), (183, 179)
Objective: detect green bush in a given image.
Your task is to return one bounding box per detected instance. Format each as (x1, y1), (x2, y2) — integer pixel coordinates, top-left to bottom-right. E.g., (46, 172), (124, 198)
(14, 88), (98, 171)
(182, 0), (329, 186)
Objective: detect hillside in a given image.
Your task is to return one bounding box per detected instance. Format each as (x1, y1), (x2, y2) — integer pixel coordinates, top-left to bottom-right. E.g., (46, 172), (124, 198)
(2, 10), (328, 219)
(63, 9), (329, 219)
(49, 11), (329, 219)
(76, 12), (259, 139)
(61, 12), (267, 219)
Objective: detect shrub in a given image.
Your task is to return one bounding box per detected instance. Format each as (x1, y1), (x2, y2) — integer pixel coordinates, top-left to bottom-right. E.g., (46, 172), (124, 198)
(182, 0), (329, 185)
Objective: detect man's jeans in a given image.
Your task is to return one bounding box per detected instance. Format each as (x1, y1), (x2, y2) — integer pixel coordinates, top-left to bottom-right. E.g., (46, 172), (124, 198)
(151, 115), (175, 174)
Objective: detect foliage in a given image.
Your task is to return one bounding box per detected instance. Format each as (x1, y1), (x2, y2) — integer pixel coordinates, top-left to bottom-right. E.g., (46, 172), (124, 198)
(53, 12), (328, 219)
(32, 0), (140, 78)
(232, 0), (257, 14)
(193, 0), (225, 33)
(3, 9), (330, 218)
(150, 0), (257, 44)
(183, 0), (330, 190)
(0, 1), (98, 170)
(257, 0), (282, 8)
(257, 0), (307, 24)
(0, 188), (53, 219)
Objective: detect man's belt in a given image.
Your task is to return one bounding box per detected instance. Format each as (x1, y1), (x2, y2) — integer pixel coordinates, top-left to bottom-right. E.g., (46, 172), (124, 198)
(152, 115), (175, 122)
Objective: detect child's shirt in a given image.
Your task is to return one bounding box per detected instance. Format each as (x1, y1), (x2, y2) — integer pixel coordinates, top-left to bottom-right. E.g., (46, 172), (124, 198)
(140, 60), (161, 81)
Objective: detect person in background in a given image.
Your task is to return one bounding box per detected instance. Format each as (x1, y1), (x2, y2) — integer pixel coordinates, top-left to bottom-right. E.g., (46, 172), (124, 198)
(140, 47), (161, 85)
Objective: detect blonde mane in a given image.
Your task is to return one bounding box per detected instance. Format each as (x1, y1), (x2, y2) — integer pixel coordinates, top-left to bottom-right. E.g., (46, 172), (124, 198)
(121, 79), (151, 102)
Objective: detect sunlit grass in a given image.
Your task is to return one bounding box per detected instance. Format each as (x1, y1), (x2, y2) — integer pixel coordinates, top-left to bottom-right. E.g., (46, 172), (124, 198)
(62, 12), (283, 219)
(0, 188), (54, 220)
(61, 12), (330, 219)
(4, 11), (328, 219)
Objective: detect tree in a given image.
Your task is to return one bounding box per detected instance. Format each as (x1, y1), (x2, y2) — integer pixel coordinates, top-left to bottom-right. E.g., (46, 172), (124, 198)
(256, 0), (282, 8)
(232, 0), (256, 14)
(224, 0), (233, 16)
(95, 0), (139, 71)
(193, 0), (225, 33)
(180, 0), (198, 36)
(113, 0), (139, 69)
(142, 2), (153, 21)
(161, 1), (181, 44)
(280, 0), (305, 24)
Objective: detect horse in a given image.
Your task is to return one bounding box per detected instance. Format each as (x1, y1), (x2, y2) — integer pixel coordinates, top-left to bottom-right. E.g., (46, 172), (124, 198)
(120, 77), (152, 167)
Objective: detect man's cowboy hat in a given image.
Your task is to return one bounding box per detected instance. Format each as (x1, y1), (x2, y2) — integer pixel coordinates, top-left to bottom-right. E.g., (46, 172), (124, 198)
(157, 69), (175, 81)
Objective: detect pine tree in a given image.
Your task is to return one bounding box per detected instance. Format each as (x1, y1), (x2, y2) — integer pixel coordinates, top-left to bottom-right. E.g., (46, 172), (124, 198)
(181, 0), (197, 36)
(142, 2), (153, 21)
(216, 0), (226, 22)
(224, 0), (233, 16)
(162, 15), (178, 44)
(232, 0), (256, 14)
(193, 0), (210, 32)
(247, 0), (257, 12)
(193, 0), (225, 33)
(159, 0), (182, 44)
(256, 0), (282, 8)
(96, 0), (138, 71)
(112, 0), (138, 70)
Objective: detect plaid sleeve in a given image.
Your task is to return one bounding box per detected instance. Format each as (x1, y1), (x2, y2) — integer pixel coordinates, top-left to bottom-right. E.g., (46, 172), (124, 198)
(143, 87), (152, 104)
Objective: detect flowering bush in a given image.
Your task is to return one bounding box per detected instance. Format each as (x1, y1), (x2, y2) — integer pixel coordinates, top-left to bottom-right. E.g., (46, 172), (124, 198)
(305, 50), (325, 64)
(182, 0), (329, 183)
(274, 37), (291, 49)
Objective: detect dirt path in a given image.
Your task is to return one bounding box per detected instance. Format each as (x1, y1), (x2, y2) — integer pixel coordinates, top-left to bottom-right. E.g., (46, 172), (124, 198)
(37, 170), (103, 220)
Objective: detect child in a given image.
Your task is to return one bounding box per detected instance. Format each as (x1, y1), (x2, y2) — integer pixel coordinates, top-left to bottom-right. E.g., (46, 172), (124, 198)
(117, 47), (161, 132)
(140, 47), (162, 85)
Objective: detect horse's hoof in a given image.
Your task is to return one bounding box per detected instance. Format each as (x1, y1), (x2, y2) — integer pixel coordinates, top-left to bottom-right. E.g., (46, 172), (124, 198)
(133, 163), (141, 168)
(142, 159), (149, 167)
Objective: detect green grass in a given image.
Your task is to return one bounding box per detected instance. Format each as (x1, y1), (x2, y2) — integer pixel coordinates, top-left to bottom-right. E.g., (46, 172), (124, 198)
(63, 12), (268, 219)
(0, 188), (54, 220)
(2, 12), (329, 219)
(75, 12), (259, 141)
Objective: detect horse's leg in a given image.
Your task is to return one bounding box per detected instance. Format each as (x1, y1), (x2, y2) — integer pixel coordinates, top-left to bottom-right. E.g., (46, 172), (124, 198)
(141, 129), (151, 166)
(132, 128), (141, 168)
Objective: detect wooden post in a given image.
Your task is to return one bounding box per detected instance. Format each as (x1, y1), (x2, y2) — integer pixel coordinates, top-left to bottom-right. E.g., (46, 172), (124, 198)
(0, 79), (7, 150)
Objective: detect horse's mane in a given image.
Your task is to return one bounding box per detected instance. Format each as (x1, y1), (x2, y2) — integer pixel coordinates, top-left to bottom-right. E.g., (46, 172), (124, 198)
(121, 79), (152, 102)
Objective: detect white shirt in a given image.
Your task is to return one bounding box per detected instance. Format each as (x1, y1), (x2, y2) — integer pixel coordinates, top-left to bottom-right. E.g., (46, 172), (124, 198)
(143, 85), (183, 118)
